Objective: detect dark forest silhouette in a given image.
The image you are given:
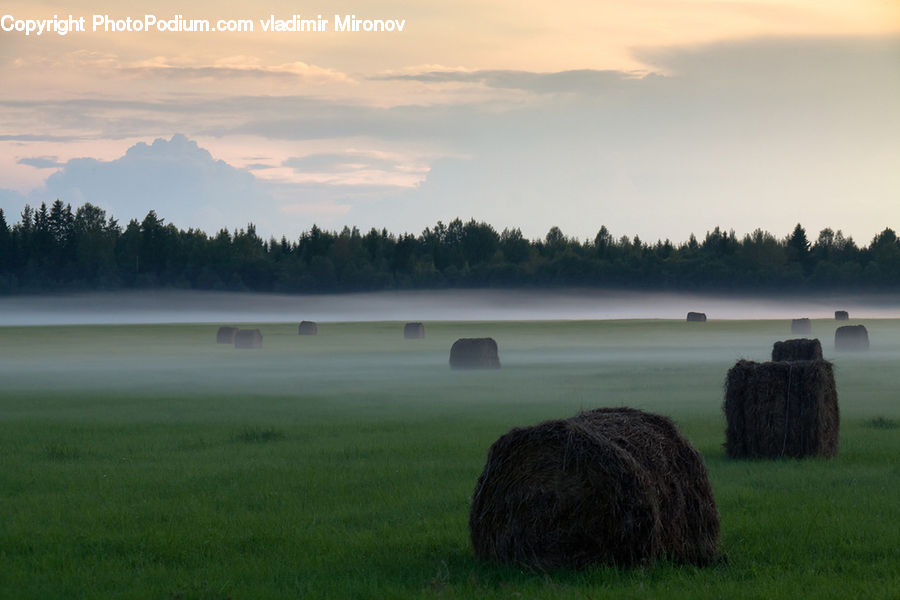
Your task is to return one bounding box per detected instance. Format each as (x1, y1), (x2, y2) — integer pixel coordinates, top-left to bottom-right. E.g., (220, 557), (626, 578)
(0, 200), (898, 294)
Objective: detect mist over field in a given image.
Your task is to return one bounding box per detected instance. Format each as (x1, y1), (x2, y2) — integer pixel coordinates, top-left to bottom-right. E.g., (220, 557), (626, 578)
(1, 289), (899, 326)
(2, 315), (898, 597)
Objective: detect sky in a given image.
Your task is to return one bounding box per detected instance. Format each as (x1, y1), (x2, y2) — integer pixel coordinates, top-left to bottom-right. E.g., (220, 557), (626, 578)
(0, 1), (898, 244)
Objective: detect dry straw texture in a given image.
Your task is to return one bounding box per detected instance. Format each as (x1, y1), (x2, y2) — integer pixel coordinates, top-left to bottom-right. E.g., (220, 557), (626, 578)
(403, 322), (425, 339)
(450, 338), (500, 369)
(469, 407), (720, 571)
(216, 326), (238, 344)
(771, 338), (823, 361)
(724, 359), (839, 459)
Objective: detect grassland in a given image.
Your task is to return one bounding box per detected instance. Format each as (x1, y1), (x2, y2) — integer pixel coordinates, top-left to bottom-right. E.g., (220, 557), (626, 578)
(0, 319), (898, 599)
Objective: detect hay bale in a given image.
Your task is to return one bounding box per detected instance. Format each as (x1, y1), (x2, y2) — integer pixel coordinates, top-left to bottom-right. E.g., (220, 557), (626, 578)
(686, 312), (707, 322)
(298, 321), (318, 336)
(450, 338), (500, 370)
(772, 338), (822, 361)
(790, 318), (812, 334)
(234, 329), (263, 349)
(469, 408), (720, 571)
(724, 359), (839, 459)
(570, 408), (720, 566)
(834, 310), (849, 321)
(216, 326), (238, 344)
(403, 322), (425, 339)
(835, 325), (868, 351)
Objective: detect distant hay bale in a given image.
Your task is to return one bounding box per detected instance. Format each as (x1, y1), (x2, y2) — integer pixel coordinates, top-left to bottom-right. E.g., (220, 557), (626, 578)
(469, 407), (720, 571)
(834, 310), (849, 321)
(234, 329), (263, 349)
(724, 359), (839, 459)
(790, 318), (812, 334)
(835, 325), (868, 351)
(216, 326), (238, 344)
(450, 338), (500, 370)
(772, 338), (822, 361)
(298, 321), (318, 336)
(404, 322), (425, 339)
(686, 312), (707, 322)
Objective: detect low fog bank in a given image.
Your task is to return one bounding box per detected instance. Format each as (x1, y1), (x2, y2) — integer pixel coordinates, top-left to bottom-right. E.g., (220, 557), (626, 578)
(1, 289), (898, 326)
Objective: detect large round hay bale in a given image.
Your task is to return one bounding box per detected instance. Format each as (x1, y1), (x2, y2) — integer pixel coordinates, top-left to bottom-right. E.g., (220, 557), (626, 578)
(772, 338), (822, 361)
(686, 312), (707, 322)
(834, 324), (868, 351)
(724, 359), (839, 459)
(216, 326), (238, 344)
(450, 338), (500, 370)
(470, 418), (659, 570)
(834, 310), (849, 321)
(234, 329), (263, 349)
(570, 408), (721, 566)
(404, 322), (425, 339)
(469, 408), (720, 571)
(298, 321), (318, 336)
(790, 318), (812, 334)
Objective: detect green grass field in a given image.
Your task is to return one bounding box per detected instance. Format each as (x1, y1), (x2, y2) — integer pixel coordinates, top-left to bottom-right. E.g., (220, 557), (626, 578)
(1, 319), (898, 599)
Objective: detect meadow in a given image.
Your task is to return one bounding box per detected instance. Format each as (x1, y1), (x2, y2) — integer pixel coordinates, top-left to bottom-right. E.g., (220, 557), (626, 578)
(0, 318), (897, 599)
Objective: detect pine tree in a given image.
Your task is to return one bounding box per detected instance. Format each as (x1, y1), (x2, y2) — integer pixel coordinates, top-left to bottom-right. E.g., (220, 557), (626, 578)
(0, 208), (10, 270)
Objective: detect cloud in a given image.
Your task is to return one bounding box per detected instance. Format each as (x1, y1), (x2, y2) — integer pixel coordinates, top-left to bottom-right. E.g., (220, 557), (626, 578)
(275, 150), (430, 189)
(344, 36), (900, 240)
(27, 134), (278, 233)
(283, 152), (402, 173)
(124, 57), (353, 83)
(2, 36), (897, 243)
(0, 134), (86, 142)
(17, 156), (64, 169)
(373, 68), (641, 94)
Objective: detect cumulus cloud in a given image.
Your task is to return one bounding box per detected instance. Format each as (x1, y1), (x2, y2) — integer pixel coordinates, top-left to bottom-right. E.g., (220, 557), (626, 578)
(21, 135), (278, 233)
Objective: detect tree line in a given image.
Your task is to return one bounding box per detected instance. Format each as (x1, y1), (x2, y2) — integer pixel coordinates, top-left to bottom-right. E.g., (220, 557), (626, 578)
(0, 200), (898, 294)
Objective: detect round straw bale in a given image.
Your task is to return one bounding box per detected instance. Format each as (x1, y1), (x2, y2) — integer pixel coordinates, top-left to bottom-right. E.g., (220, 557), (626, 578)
(834, 324), (868, 351)
(571, 408), (721, 566)
(686, 312), (707, 322)
(834, 310), (849, 321)
(404, 322), (425, 339)
(450, 338), (500, 370)
(772, 338), (822, 361)
(234, 329), (263, 349)
(790, 318), (812, 334)
(470, 418), (659, 570)
(724, 359), (839, 459)
(298, 321), (318, 336)
(216, 326), (238, 344)
(469, 408), (720, 571)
